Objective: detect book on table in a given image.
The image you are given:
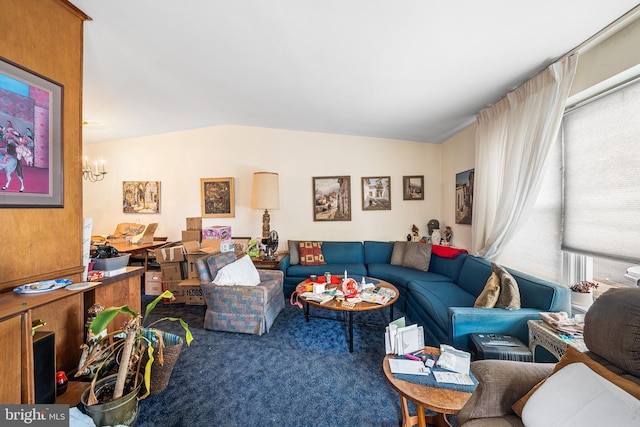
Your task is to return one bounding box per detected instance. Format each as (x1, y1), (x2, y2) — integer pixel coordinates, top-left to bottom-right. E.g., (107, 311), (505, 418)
(301, 292), (334, 304)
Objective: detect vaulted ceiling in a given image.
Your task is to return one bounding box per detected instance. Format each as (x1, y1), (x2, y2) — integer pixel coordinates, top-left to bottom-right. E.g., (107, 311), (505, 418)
(71, 1), (639, 144)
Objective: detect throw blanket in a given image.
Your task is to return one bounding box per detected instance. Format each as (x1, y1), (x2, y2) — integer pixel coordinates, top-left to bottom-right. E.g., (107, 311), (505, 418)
(432, 245), (468, 258)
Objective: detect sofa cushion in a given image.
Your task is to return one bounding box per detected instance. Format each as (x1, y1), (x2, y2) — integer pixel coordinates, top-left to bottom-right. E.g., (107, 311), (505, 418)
(391, 241), (406, 266)
(474, 272), (500, 308)
(364, 240), (394, 265)
(407, 280), (476, 332)
(320, 241), (365, 264)
(584, 287), (640, 377)
(299, 241), (326, 266)
(213, 254), (261, 286)
(521, 362), (640, 426)
(288, 240), (301, 265)
(286, 263), (367, 278)
(456, 256), (493, 296)
(492, 263), (521, 310)
(402, 242), (432, 271)
(512, 346), (640, 416)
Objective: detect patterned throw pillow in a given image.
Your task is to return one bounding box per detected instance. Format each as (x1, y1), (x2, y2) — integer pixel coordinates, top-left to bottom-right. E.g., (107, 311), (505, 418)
(492, 262), (521, 310)
(474, 272), (501, 308)
(299, 242), (326, 266)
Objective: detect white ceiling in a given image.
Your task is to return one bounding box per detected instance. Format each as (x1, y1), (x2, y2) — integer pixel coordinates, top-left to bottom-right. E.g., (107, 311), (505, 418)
(71, 0), (639, 145)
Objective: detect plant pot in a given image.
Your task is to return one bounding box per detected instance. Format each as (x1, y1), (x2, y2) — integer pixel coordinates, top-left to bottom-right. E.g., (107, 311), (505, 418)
(142, 330), (183, 396)
(80, 373), (142, 427)
(571, 290), (593, 307)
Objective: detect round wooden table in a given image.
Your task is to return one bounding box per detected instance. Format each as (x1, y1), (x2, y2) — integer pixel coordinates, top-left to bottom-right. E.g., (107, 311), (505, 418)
(298, 277), (398, 352)
(383, 346), (473, 427)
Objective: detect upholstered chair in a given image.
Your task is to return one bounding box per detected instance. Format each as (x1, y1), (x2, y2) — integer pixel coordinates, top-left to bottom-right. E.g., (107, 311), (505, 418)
(195, 252), (285, 335)
(456, 287), (640, 426)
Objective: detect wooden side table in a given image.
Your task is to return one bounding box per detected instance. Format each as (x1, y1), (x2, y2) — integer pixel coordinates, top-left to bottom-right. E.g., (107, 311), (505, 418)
(251, 254), (284, 270)
(527, 320), (588, 361)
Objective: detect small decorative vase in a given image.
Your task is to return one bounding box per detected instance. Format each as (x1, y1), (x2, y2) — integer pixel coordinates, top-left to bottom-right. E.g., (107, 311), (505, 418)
(571, 290), (593, 307)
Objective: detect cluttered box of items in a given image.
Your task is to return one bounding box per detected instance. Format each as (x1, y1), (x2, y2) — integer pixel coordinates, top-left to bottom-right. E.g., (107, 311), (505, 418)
(385, 318), (478, 392)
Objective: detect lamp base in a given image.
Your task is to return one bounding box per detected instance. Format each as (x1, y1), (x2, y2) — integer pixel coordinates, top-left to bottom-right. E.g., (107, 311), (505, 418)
(261, 209), (270, 240)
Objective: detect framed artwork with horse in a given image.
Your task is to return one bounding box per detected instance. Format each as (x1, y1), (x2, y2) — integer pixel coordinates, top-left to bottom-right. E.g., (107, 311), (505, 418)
(0, 56), (63, 207)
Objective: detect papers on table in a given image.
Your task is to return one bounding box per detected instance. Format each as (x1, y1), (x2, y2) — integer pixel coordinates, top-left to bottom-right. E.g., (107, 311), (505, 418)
(385, 317), (424, 355)
(388, 359), (431, 376)
(437, 345), (471, 375)
(433, 371), (474, 386)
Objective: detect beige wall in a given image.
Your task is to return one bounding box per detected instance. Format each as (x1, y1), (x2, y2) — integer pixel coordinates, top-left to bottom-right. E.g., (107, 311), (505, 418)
(83, 125), (442, 250)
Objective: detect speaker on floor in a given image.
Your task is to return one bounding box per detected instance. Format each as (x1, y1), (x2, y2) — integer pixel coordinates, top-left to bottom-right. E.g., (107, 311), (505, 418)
(33, 331), (56, 404)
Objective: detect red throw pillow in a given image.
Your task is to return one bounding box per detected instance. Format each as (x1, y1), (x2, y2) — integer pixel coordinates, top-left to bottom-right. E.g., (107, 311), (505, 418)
(299, 242), (326, 266)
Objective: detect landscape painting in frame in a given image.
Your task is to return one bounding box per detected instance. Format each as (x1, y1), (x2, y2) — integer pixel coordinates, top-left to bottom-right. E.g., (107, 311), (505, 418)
(0, 56), (63, 207)
(123, 181), (161, 213)
(201, 177), (235, 218)
(402, 176), (424, 200)
(362, 176), (391, 210)
(455, 169), (474, 224)
(313, 176), (351, 221)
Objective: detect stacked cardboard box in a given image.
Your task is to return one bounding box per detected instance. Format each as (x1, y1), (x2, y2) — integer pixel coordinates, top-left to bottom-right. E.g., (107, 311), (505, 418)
(145, 271), (163, 296)
(183, 240), (220, 280)
(154, 244), (186, 304)
(179, 278), (205, 305)
(202, 225), (231, 241)
(181, 217), (202, 243)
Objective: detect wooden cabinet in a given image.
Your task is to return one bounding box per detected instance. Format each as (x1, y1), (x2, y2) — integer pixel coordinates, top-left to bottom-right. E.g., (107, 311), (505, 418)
(0, 267), (143, 403)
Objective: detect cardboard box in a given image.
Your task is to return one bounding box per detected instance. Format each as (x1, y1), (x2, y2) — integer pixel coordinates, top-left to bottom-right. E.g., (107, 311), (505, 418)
(162, 280), (185, 304)
(182, 229), (202, 243)
(155, 245), (185, 263)
(186, 217), (202, 230)
(179, 279), (205, 305)
(182, 240), (220, 279)
(131, 223), (158, 244)
(220, 239), (235, 253)
(202, 226), (231, 241)
(145, 271), (163, 295)
(161, 262), (183, 282)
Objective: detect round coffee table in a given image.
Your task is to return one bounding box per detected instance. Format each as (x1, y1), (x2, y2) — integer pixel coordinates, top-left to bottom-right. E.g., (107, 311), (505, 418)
(298, 277), (399, 352)
(383, 346), (473, 427)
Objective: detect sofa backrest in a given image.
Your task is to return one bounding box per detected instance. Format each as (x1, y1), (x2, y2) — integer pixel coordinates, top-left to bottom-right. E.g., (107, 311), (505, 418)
(320, 241), (364, 264)
(363, 240), (394, 264)
(195, 251), (237, 282)
(456, 255), (571, 312)
(428, 252), (468, 282)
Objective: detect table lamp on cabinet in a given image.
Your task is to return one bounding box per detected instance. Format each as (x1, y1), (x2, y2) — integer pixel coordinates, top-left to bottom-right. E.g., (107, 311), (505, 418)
(252, 172), (280, 240)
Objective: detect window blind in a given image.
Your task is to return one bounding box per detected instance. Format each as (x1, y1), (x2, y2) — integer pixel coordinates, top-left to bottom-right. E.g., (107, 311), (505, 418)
(562, 78), (640, 263)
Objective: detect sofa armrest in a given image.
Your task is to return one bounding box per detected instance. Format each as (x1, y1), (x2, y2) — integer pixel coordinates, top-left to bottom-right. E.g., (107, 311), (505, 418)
(258, 269), (284, 283)
(279, 253), (291, 273)
(448, 307), (542, 350)
(456, 360), (554, 425)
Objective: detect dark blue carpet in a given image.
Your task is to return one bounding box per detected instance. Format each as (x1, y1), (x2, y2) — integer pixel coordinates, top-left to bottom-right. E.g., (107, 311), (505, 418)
(135, 297), (411, 427)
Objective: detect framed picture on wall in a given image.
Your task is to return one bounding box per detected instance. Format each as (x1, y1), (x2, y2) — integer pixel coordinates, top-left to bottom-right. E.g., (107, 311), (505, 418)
(0, 56), (63, 207)
(402, 176), (424, 200)
(361, 176), (391, 210)
(123, 181), (161, 213)
(455, 169), (474, 224)
(312, 176), (351, 221)
(201, 177), (235, 218)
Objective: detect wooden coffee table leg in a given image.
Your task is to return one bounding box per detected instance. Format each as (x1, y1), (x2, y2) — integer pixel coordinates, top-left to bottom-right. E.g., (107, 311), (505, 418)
(304, 302), (310, 322)
(399, 396), (417, 427)
(399, 397), (452, 427)
(423, 411), (453, 427)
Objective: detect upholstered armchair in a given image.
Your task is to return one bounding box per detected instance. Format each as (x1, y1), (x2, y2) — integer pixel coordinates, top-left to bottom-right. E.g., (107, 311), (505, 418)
(456, 287), (640, 426)
(195, 252), (285, 335)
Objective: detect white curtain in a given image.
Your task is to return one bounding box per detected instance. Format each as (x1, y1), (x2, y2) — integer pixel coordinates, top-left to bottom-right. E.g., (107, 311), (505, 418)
(471, 55), (578, 259)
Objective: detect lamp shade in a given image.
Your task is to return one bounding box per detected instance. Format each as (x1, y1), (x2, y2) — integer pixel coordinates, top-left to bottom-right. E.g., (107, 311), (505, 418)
(252, 172), (280, 210)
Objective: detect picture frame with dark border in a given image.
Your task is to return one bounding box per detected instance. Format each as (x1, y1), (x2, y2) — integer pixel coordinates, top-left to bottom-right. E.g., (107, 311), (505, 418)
(313, 176), (351, 221)
(402, 175), (424, 200)
(201, 177), (235, 218)
(361, 176), (391, 210)
(0, 56), (63, 207)
(455, 169), (474, 224)
(122, 181), (161, 213)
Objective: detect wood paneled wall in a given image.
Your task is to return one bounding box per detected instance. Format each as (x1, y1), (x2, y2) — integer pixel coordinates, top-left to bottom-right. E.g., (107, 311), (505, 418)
(0, 0), (89, 292)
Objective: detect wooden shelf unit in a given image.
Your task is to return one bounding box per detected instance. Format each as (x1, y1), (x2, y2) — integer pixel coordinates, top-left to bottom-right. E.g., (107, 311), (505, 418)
(0, 267), (143, 404)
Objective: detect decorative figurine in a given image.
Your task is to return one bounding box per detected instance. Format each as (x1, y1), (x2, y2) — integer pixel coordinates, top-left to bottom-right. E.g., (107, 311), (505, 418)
(443, 226), (453, 246)
(411, 224), (420, 242)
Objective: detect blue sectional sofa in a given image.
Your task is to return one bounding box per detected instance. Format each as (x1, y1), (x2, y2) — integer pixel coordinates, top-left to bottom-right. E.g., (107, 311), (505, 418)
(280, 240), (571, 352)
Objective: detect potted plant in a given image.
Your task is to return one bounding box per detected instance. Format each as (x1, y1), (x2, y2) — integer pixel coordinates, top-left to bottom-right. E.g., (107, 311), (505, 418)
(569, 280), (599, 307)
(78, 290), (193, 426)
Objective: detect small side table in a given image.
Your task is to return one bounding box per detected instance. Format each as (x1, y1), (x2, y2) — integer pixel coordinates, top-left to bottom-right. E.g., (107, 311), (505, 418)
(251, 254), (284, 270)
(527, 320), (588, 361)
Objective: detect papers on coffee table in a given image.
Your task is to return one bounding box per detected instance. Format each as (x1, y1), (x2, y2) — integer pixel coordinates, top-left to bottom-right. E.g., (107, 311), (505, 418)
(389, 359), (431, 376)
(433, 371), (474, 386)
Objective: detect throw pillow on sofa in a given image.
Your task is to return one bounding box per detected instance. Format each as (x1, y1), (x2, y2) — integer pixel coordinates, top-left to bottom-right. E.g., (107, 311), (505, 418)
(213, 255), (261, 286)
(299, 241), (326, 266)
(288, 240), (301, 265)
(390, 241), (406, 266)
(491, 262), (521, 310)
(402, 242), (432, 271)
(474, 272), (500, 308)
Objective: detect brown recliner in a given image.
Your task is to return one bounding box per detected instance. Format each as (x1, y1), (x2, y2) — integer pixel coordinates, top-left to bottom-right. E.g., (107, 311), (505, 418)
(456, 287), (640, 426)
